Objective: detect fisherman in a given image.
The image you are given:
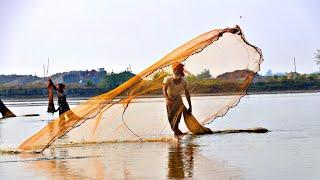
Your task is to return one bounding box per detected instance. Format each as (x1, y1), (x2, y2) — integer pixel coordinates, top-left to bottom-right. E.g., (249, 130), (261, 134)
(48, 79), (70, 116)
(163, 63), (192, 136)
(0, 99), (16, 118)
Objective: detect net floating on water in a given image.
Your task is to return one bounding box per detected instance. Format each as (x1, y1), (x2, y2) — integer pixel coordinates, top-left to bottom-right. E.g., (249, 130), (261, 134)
(18, 25), (263, 152)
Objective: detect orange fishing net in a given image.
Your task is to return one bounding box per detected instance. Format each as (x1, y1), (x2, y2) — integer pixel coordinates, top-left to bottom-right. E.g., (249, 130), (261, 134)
(19, 25), (263, 152)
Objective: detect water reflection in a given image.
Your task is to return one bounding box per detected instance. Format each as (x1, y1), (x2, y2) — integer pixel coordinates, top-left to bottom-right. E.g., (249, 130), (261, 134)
(18, 147), (106, 179)
(0, 136), (243, 179)
(167, 138), (196, 178)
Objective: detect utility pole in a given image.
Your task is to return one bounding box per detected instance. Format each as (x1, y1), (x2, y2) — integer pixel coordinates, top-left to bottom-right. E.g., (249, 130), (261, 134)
(43, 64), (46, 78)
(47, 57), (50, 76)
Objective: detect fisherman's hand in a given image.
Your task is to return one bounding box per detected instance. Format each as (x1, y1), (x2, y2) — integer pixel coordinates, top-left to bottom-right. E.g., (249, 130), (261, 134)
(47, 80), (52, 88)
(47, 78), (53, 85)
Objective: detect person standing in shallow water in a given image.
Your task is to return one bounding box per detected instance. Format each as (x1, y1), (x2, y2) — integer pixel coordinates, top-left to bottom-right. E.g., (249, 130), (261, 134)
(163, 63), (192, 136)
(48, 79), (70, 116)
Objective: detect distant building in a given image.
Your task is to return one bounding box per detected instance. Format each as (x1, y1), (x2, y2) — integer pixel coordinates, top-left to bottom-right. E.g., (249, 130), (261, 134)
(97, 68), (106, 75)
(97, 68), (106, 73)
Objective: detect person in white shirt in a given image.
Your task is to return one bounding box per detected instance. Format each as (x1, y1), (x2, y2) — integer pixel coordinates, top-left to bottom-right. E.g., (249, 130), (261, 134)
(163, 63), (192, 136)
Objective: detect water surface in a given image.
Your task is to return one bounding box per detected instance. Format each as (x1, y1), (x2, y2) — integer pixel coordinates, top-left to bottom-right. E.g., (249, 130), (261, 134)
(0, 93), (319, 179)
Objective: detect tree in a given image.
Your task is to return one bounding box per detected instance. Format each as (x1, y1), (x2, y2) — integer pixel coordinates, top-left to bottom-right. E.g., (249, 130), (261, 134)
(86, 80), (94, 87)
(99, 71), (135, 90)
(196, 69), (212, 80)
(315, 49), (320, 71)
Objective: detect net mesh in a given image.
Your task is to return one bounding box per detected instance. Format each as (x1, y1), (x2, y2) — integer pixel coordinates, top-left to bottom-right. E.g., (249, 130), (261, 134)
(18, 25), (263, 152)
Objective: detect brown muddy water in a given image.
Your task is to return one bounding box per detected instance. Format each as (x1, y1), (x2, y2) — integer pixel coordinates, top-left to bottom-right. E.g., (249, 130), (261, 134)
(0, 93), (319, 179)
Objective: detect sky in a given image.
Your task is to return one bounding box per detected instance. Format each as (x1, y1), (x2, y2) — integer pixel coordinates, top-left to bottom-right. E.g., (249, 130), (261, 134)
(0, 0), (319, 76)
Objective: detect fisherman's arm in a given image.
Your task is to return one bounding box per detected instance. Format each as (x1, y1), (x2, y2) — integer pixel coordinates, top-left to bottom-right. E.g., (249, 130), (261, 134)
(163, 84), (173, 106)
(48, 78), (57, 90)
(185, 86), (192, 113)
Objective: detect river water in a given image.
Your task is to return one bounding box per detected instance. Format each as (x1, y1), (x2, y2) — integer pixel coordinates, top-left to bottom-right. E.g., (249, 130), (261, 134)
(0, 93), (319, 179)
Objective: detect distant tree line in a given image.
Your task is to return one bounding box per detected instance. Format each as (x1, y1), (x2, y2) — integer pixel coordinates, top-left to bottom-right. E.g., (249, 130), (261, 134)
(98, 71), (135, 90)
(2, 68), (320, 98)
(249, 73), (320, 92)
(0, 71), (135, 98)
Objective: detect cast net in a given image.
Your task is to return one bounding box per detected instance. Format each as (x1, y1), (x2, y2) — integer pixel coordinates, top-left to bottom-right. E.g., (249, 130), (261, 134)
(19, 25), (263, 152)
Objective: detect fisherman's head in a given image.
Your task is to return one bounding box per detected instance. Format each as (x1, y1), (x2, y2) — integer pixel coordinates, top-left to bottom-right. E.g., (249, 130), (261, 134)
(57, 83), (65, 93)
(172, 62), (185, 79)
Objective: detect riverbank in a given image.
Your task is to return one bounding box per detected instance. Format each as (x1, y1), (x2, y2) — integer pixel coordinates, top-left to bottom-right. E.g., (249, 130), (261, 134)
(2, 70), (320, 98)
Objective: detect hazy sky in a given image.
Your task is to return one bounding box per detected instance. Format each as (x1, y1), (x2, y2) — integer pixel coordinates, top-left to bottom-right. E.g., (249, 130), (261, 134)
(1, 0), (319, 76)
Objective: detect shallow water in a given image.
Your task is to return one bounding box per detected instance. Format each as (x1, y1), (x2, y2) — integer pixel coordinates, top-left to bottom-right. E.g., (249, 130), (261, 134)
(0, 93), (319, 179)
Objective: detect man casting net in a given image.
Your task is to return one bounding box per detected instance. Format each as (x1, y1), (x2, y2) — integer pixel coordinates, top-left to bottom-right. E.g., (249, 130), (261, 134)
(19, 25), (263, 152)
